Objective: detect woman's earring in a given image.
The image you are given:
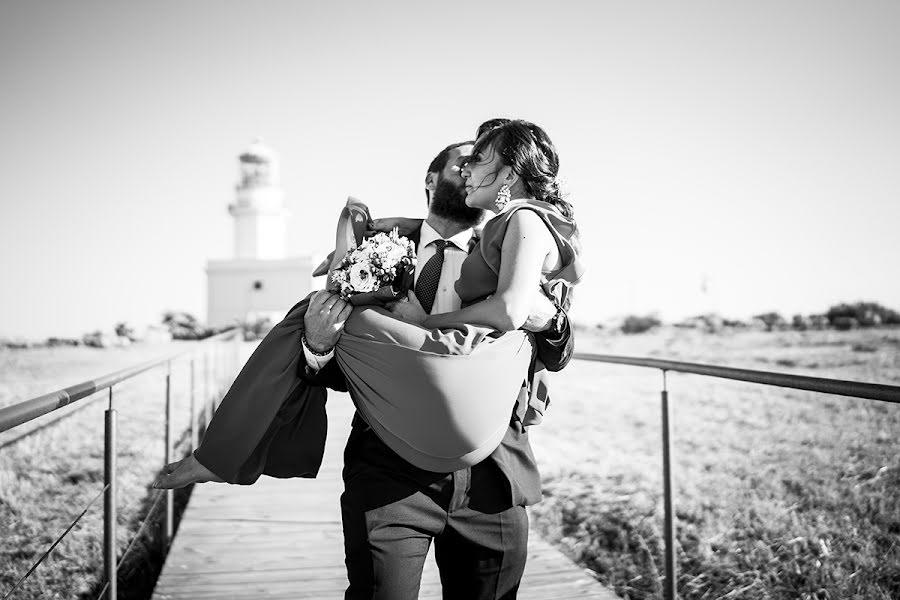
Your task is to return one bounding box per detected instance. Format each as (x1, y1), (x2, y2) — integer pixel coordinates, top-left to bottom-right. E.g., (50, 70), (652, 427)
(495, 184), (511, 211)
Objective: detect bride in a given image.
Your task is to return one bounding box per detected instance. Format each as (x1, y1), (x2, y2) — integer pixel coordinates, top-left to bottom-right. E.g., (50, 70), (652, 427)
(154, 119), (583, 488)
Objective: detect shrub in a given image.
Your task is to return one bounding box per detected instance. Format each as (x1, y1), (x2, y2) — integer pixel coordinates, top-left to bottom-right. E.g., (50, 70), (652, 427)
(161, 310), (213, 340)
(674, 313), (726, 333)
(0, 337), (31, 349)
(753, 312), (787, 332)
(826, 302), (900, 327)
(832, 316), (859, 331)
(114, 321), (137, 341)
(82, 330), (113, 348)
(242, 316), (274, 341)
(621, 315), (661, 335)
(46, 337), (81, 347)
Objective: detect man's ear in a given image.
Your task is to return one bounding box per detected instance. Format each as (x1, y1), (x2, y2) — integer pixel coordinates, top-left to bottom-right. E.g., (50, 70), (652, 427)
(425, 172), (437, 194)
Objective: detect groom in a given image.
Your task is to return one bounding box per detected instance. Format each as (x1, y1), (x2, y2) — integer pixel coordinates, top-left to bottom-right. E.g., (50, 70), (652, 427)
(302, 136), (572, 600)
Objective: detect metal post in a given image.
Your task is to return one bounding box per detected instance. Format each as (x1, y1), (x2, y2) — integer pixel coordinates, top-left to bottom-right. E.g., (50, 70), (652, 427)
(189, 358), (197, 450)
(213, 342), (220, 408)
(234, 330), (241, 379)
(204, 351), (212, 426)
(215, 341), (223, 407)
(104, 388), (118, 600)
(661, 371), (676, 600)
(164, 363), (174, 546)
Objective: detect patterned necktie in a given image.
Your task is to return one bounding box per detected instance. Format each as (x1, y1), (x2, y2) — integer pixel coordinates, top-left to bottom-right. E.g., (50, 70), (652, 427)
(415, 239), (450, 315)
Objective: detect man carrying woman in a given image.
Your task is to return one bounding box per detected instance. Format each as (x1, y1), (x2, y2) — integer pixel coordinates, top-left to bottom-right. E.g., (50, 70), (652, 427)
(156, 119), (583, 600)
(303, 122), (576, 599)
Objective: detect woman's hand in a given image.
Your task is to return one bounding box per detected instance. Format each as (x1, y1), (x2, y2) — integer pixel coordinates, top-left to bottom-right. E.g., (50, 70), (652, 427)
(388, 291), (428, 325)
(366, 217), (423, 237)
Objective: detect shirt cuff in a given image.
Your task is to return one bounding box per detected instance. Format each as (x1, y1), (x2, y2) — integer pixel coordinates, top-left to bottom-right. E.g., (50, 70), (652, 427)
(302, 340), (335, 371)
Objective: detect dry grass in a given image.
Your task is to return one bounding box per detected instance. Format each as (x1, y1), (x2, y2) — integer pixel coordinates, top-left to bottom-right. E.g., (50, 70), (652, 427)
(529, 326), (900, 599)
(3, 329), (899, 599)
(0, 341), (236, 599)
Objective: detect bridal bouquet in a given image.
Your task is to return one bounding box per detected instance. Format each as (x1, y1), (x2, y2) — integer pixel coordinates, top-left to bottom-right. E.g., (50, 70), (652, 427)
(330, 228), (417, 306)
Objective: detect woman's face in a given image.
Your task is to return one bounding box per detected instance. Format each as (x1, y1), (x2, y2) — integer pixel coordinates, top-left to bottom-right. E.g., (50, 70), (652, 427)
(461, 142), (510, 212)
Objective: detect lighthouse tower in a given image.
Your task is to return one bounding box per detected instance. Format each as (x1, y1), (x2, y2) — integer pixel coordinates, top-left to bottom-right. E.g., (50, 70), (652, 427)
(205, 139), (315, 328)
(230, 138), (287, 259)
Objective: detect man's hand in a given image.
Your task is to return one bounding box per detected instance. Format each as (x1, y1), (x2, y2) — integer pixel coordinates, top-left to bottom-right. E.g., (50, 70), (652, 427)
(304, 290), (353, 352)
(387, 291), (428, 325)
(522, 292), (557, 333)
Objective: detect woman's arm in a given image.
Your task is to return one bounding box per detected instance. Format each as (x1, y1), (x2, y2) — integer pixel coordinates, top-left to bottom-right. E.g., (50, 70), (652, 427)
(366, 217), (423, 237)
(423, 210), (556, 332)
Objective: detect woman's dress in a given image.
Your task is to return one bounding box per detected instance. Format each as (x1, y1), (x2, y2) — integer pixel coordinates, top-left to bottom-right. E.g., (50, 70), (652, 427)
(193, 199), (583, 482)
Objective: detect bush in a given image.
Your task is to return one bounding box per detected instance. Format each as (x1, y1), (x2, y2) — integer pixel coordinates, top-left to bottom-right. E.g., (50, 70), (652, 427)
(674, 313), (726, 333)
(753, 312), (787, 332)
(46, 337), (81, 347)
(832, 316), (859, 331)
(242, 316), (274, 341)
(621, 315), (661, 335)
(161, 310), (213, 340)
(114, 321), (137, 341)
(826, 302), (900, 327)
(82, 331), (114, 348)
(0, 337), (31, 349)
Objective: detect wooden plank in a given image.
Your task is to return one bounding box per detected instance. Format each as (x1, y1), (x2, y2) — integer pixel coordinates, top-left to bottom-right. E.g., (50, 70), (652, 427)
(152, 393), (618, 600)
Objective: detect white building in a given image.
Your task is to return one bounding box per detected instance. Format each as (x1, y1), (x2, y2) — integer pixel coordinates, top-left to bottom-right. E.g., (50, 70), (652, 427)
(206, 139), (315, 328)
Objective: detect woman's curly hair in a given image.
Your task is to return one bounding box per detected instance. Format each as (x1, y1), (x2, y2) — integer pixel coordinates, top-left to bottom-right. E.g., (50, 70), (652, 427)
(471, 119), (574, 220)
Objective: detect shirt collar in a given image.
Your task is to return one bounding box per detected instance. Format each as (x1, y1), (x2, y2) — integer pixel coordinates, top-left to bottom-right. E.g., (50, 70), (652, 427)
(419, 221), (474, 252)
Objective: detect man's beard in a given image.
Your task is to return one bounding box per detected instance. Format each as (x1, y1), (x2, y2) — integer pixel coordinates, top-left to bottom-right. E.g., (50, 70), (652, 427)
(430, 176), (484, 228)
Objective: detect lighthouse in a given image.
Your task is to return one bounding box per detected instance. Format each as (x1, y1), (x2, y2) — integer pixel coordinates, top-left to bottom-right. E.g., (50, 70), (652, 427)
(205, 139), (315, 328)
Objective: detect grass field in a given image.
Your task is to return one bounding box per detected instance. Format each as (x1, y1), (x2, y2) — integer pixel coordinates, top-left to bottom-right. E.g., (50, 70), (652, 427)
(0, 340), (238, 599)
(528, 326), (900, 599)
(2, 327), (899, 599)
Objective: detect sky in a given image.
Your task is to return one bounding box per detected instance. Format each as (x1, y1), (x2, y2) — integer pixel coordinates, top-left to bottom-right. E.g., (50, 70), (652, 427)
(1, 1), (898, 339)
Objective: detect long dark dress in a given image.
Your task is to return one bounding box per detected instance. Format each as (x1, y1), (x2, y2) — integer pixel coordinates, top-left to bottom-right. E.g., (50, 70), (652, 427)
(194, 199), (583, 482)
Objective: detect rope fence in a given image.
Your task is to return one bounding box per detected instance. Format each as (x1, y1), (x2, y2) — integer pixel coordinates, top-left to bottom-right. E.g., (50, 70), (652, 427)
(571, 351), (900, 600)
(0, 329), (242, 600)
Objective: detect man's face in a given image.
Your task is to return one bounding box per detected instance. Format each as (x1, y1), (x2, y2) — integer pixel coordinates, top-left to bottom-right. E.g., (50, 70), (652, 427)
(429, 145), (483, 228)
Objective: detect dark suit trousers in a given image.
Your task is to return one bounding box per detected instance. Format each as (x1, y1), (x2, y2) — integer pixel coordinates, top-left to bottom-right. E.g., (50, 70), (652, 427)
(341, 423), (528, 600)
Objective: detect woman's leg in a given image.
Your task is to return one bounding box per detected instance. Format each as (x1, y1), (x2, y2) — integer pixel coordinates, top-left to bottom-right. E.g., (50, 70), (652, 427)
(157, 294), (317, 486)
(344, 306), (497, 355)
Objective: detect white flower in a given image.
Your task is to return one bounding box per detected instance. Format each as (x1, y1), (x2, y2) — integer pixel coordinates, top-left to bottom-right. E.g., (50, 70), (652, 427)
(348, 260), (377, 292)
(381, 241), (408, 265)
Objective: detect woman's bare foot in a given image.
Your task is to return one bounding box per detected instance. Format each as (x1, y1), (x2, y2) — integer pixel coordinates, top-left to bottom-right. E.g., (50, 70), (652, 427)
(152, 454), (224, 489)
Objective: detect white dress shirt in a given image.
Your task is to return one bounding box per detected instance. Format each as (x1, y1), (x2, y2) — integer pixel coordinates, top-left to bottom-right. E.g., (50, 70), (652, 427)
(414, 221), (473, 316)
(304, 222), (475, 370)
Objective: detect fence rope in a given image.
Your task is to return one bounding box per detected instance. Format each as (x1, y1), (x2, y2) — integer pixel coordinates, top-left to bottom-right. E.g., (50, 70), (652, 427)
(2, 484), (110, 600)
(117, 489), (167, 568)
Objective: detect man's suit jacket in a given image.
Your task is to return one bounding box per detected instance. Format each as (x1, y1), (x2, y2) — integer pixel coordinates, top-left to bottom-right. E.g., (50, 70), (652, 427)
(301, 223), (574, 507)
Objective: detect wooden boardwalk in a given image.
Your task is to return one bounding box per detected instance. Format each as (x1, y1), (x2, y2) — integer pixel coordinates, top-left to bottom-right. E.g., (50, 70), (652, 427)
(152, 393), (617, 599)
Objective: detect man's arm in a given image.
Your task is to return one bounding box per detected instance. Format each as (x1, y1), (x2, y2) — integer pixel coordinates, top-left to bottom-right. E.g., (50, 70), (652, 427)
(522, 290), (574, 372)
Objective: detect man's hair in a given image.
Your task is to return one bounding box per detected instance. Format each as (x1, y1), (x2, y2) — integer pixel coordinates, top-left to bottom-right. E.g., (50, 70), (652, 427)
(476, 118), (511, 140)
(426, 141), (474, 175)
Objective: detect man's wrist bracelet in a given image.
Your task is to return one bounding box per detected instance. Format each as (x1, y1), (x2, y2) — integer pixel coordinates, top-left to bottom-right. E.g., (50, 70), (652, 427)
(302, 333), (332, 357)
